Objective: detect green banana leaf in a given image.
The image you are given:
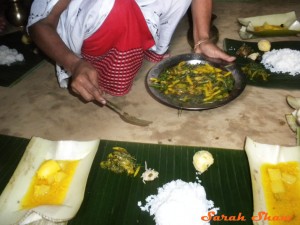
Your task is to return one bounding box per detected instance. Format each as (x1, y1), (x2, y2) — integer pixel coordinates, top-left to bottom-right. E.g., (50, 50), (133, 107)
(0, 135), (253, 225)
(223, 38), (300, 89)
(0, 31), (44, 87)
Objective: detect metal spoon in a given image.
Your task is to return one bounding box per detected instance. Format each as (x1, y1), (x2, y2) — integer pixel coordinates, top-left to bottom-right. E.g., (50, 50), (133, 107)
(105, 100), (152, 127)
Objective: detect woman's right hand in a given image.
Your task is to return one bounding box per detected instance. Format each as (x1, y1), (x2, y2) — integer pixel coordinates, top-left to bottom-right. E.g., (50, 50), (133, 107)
(70, 59), (106, 104)
(28, 1), (106, 105)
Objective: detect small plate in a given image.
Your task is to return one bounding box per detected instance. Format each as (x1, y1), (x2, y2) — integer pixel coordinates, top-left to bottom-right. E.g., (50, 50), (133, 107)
(0, 137), (99, 225)
(146, 53), (246, 110)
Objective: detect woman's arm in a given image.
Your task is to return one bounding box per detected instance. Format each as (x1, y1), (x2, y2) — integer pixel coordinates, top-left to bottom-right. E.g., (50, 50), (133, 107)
(191, 0), (235, 62)
(28, 0), (106, 104)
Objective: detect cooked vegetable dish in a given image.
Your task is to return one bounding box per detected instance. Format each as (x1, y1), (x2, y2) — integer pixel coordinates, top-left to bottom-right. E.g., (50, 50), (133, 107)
(150, 62), (235, 104)
(100, 147), (140, 177)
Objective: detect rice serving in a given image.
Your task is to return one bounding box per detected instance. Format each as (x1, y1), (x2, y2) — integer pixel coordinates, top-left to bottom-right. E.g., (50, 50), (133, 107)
(261, 48), (300, 76)
(138, 179), (219, 225)
(0, 45), (24, 66)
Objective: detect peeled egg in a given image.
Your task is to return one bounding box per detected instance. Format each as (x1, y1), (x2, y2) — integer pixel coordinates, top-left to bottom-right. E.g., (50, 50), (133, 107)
(193, 150), (214, 174)
(258, 39), (271, 52)
(37, 160), (61, 179)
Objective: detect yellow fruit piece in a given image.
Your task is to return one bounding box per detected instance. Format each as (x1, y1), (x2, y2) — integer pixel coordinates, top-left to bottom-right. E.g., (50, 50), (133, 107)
(281, 172), (297, 184)
(267, 168), (282, 181)
(37, 160), (61, 179)
(33, 184), (50, 197)
(270, 180), (285, 193)
(54, 171), (67, 183)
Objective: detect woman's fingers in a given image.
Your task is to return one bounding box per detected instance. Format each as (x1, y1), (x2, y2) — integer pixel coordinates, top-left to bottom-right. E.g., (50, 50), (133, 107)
(194, 42), (236, 62)
(70, 60), (106, 104)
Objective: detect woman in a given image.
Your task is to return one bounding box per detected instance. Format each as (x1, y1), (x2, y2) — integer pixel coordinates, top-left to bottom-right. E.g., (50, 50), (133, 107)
(27, 0), (235, 105)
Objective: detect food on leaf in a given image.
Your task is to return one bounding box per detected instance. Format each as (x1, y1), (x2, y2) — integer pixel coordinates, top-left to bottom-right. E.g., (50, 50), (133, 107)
(100, 147), (140, 176)
(247, 52), (260, 61)
(141, 161), (159, 184)
(254, 22), (286, 32)
(241, 62), (270, 81)
(261, 162), (300, 223)
(138, 179), (219, 225)
(245, 137), (300, 225)
(236, 43), (254, 57)
(193, 150), (214, 174)
(257, 39), (271, 52)
(21, 160), (79, 209)
(36, 160), (61, 180)
(261, 48), (300, 76)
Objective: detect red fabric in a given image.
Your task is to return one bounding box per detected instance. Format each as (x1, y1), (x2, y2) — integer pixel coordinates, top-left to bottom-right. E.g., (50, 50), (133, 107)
(81, 0), (155, 96)
(83, 48), (144, 96)
(144, 50), (165, 62)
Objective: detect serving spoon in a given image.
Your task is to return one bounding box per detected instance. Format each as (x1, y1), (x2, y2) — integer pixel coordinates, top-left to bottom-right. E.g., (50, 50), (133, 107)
(105, 100), (152, 127)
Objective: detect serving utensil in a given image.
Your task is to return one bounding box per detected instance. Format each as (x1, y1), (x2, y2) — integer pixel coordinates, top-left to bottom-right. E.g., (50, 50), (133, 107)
(105, 100), (152, 127)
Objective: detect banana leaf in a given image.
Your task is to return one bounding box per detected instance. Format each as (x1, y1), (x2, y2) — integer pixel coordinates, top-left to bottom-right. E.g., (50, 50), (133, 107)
(0, 135), (253, 225)
(223, 38), (300, 89)
(0, 31), (44, 87)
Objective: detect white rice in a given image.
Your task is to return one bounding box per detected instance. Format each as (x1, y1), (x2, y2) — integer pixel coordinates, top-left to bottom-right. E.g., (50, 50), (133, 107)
(0, 45), (24, 66)
(138, 179), (218, 225)
(261, 48), (300, 76)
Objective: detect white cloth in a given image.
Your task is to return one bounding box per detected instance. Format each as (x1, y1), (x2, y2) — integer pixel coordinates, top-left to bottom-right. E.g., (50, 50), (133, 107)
(27, 0), (192, 88)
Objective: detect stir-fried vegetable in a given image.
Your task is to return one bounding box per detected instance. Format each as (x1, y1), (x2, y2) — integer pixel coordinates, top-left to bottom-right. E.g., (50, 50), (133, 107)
(150, 62), (235, 104)
(100, 147), (140, 177)
(241, 62), (270, 81)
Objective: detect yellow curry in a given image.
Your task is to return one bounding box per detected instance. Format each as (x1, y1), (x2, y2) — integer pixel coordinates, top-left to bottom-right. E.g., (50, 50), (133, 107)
(261, 162), (300, 225)
(21, 159), (79, 209)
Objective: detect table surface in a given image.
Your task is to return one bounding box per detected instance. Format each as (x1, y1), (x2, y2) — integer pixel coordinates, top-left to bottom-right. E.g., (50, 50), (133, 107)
(0, 1), (300, 151)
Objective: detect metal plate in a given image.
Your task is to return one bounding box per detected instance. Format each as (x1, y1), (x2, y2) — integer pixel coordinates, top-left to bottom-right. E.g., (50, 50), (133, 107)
(146, 53), (247, 110)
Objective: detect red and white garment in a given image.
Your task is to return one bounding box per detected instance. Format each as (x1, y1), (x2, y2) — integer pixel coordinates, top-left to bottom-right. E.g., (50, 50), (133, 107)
(27, 0), (192, 92)
(81, 0), (157, 96)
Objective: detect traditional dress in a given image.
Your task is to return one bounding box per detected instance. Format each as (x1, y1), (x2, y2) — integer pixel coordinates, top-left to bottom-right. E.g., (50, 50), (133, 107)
(27, 0), (192, 95)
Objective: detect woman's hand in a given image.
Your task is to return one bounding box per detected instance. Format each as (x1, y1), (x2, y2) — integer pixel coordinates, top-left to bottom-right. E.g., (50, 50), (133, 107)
(70, 59), (106, 104)
(191, 0), (235, 63)
(28, 1), (106, 105)
(194, 41), (236, 62)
